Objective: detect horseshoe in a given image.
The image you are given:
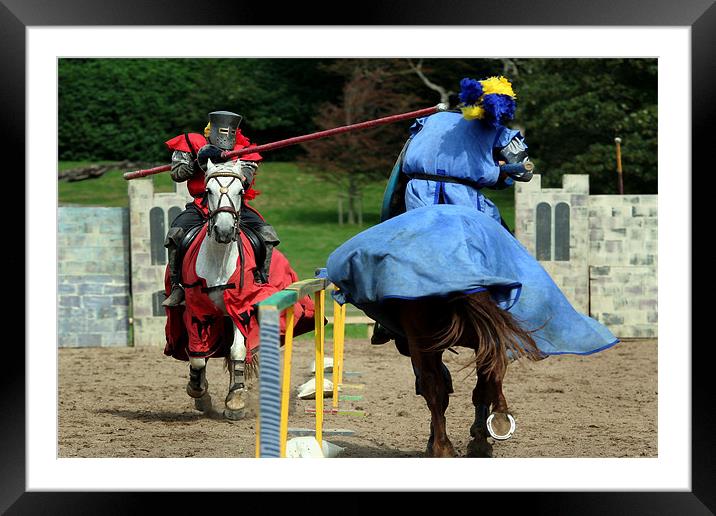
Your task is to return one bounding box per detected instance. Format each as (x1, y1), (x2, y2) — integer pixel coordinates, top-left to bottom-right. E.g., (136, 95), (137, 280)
(486, 413), (516, 441)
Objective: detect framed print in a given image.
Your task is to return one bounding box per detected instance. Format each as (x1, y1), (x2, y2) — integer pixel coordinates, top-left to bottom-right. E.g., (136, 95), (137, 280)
(7, 0), (713, 513)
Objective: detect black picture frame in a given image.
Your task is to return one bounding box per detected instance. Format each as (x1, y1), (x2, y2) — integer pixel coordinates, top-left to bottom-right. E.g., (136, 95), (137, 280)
(7, 0), (711, 513)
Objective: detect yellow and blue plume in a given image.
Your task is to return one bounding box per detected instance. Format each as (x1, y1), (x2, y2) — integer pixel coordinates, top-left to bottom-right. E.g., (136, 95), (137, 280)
(459, 75), (517, 126)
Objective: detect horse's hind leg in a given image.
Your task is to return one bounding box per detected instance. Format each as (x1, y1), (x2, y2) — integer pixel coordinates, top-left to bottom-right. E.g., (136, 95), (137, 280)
(471, 361), (515, 443)
(224, 329), (248, 420)
(398, 299), (455, 457)
(410, 349), (456, 458)
(467, 372), (493, 457)
(485, 371), (516, 441)
(467, 360), (515, 456)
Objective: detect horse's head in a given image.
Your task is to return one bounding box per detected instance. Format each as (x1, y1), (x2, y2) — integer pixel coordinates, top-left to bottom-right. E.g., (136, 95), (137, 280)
(205, 158), (246, 244)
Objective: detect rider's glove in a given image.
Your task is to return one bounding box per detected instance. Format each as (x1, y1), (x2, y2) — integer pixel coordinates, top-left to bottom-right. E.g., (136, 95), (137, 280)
(197, 144), (226, 171)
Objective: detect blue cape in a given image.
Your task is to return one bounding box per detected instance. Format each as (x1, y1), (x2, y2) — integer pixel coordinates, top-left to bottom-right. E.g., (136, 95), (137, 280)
(326, 205), (618, 356)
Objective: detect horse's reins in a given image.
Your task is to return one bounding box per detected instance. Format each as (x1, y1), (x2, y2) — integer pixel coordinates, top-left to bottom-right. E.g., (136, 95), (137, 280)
(205, 169), (246, 290)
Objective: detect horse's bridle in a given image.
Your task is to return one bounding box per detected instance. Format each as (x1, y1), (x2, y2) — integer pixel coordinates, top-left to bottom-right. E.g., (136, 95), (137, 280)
(205, 170), (245, 240)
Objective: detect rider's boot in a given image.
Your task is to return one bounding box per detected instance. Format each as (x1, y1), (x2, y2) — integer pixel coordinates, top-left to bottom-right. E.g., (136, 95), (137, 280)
(255, 224), (280, 284)
(224, 359), (247, 420)
(162, 227), (185, 307)
(371, 322), (396, 345)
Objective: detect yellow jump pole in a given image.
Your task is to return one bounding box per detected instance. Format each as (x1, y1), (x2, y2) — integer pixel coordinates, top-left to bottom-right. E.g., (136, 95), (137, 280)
(332, 298), (345, 409)
(314, 289), (325, 446)
(279, 307), (296, 458)
(339, 303), (346, 387)
(255, 417), (261, 458)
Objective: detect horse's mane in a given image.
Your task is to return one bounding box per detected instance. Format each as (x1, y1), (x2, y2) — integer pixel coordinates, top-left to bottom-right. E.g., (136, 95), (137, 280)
(426, 291), (544, 380)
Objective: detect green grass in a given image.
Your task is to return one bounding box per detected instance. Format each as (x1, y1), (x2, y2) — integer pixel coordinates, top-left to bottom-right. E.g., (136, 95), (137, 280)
(58, 163), (176, 207)
(58, 161), (515, 279)
(293, 323), (373, 341)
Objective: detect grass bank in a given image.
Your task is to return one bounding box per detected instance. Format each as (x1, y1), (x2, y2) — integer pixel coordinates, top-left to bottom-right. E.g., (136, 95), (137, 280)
(58, 161), (515, 280)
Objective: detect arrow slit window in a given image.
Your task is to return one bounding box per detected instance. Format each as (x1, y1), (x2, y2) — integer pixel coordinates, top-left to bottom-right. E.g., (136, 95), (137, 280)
(535, 202), (571, 262)
(149, 207), (166, 265)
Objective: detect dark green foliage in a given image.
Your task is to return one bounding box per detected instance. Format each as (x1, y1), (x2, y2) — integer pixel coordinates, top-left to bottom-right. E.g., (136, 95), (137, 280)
(515, 59), (657, 193)
(59, 58), (342, 162)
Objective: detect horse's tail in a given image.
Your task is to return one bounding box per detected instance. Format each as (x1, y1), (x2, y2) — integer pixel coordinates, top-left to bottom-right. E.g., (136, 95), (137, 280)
(223, 352), (259, 381)
(245, 351), (259, 381)
(427, 291), (543, 379)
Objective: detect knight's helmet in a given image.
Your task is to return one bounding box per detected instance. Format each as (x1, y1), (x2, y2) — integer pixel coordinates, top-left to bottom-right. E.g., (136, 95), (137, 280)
(206, 110), (243, 150)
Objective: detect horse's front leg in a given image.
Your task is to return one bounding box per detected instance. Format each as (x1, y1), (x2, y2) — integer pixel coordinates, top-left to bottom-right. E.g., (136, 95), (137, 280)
(410, 348), (456, 458)
(224, 328), (248, 420)
(187, 356), (212, 412)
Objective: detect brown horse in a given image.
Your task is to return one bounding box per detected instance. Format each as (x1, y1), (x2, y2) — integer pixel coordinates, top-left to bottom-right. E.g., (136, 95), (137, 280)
(390, 290), (544, 458)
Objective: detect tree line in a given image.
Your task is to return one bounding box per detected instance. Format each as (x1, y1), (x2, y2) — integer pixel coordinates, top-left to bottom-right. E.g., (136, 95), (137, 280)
(59, 57), (657, 208)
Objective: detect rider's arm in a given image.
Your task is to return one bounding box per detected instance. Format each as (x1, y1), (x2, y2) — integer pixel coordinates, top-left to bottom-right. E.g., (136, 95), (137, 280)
(498, 135), (533, 182)
(170, 150), (197, 182)
(488, 169), (515, 190)
(240, 161), (259, 188)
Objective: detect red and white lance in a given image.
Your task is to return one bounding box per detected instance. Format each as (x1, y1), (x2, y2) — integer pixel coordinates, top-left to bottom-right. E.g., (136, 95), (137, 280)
(123, 104), (448, 180)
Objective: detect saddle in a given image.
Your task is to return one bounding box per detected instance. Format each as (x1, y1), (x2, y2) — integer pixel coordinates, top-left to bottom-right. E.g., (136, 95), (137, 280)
(176, 220), (269, 285)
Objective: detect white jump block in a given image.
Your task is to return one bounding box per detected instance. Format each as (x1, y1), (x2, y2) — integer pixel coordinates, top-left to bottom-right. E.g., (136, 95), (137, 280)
(297, 378), (338, 400)
(285, 437), (344, 458)
(310, 357), (334, 374)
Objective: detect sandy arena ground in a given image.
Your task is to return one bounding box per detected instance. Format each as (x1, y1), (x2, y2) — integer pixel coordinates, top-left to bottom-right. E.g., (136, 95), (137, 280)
(58, 338), (657, 458)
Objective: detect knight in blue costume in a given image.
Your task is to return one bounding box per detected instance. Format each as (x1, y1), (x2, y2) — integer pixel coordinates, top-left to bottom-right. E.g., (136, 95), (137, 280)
(374, 75), (534, 344)
(326, 204), (619, 400)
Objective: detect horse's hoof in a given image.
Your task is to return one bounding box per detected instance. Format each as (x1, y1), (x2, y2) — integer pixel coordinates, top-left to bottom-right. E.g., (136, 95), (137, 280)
(193, 392), (212, 412)
(223, 408), (246, 421)
(486, 413), (516, 441)
(224, 388), (247, 420)
(466, 438), (493, 458)
(426, 441), (457, 458)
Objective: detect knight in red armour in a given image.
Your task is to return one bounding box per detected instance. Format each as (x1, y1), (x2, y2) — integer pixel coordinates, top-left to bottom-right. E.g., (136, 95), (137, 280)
(162, 110), (280, 307)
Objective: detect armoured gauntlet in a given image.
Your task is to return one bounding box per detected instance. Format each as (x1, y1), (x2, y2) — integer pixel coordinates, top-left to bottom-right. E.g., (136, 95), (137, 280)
(197, 144), (225, 171)
(499, 136), (533, 182)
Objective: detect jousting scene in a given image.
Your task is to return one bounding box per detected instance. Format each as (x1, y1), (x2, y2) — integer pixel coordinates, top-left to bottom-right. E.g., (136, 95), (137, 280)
(58, 58), (657, 459)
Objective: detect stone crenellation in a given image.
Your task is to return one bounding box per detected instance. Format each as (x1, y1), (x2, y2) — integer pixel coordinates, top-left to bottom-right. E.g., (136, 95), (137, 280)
(515, 174), (657, 338)
(128, 179), (193, 348)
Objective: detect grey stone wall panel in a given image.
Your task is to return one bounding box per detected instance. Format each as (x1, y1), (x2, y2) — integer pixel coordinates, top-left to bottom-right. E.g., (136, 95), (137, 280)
(129, 180), (192, 347)
(515, 175), (658, 339)
(58, 207), (130, 348)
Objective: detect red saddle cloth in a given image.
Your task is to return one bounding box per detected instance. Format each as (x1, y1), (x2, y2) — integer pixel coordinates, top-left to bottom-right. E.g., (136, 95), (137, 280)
(164, 225), (316, 362)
